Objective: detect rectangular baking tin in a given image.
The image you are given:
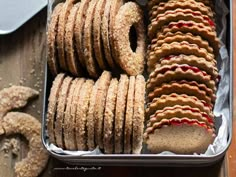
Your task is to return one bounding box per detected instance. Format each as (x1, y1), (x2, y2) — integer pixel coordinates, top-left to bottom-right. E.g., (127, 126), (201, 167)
(41, 0), (233, 166)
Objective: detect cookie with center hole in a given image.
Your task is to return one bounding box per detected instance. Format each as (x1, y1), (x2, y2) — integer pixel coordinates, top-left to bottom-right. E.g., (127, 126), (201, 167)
(75, 79), (94, 150)
(114, 74), (129, 154)
(65, 3), (84, 76)
(113, 2), (146, 75)
(47, 74), (65, 145)
(74, 0), (91, 69)
(47, 3), (63, 76)
(94, 71), (112, 149)
(87, 80), (99, 150)
(55, 76), (73, 148)
(83, 0), (101, 78)
(124, 76), (135, 154)
(103, 78), (118, 154)
(57, 0), (74, 71)
(132, 75), (145, 154)
(93, 0), (108, 70)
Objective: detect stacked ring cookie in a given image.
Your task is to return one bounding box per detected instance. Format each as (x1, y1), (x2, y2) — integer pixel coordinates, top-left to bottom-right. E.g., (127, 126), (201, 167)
(46, 71), (145, 154)
(47, 0), (146, 78)
(144, 0), (220, 154)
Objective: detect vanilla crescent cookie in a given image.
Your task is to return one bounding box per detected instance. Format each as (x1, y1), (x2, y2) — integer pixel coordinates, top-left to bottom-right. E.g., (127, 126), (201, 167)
(0, 112), (49, 177)
(113, 2), (146, 75)
(0, 86), (39, 119)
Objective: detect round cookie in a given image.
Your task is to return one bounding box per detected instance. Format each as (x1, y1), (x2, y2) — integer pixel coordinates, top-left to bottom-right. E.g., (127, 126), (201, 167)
(109, 0), (123, 63)
(47, 3), (63, 76)
(55, 76), (73, 148)
(75, 79), (94, 150)
(63, 78), (80, 150)
(57, 0), (74, 71)
(74, 0), (91, 68)
(124, 76), (135, 154)
(132, 75), (145, 154)
(86, 81), (99, 150)
(68, 78), (85, 150)
(65, 2), (83, 76)
(103, 78), (118, 154)
(114, 74), (129, 154)
(94, 71), (112, 149)
(93, 0), (107, 70)
(113, 2), (146, 75)
(47, 73), (65, 145)
(83, 0), (100, 78)
(101, 0), (115, 69)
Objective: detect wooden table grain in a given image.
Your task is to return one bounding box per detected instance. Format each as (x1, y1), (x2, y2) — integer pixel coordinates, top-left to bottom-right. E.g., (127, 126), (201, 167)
(0, 2), (235, 177)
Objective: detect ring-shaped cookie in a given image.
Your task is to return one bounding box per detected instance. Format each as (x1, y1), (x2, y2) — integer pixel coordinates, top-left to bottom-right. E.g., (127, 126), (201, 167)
(113, 2), (146, 76)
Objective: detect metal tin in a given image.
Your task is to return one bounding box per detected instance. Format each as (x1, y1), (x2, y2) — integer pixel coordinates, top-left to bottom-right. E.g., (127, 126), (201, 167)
(42, 0), (233, 166)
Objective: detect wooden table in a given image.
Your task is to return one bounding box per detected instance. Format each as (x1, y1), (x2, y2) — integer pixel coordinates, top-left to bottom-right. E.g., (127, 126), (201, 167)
(0, 2), (235, 177)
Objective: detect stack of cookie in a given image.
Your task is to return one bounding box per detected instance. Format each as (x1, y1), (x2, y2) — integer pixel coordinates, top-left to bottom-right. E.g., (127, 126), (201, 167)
(144, 0), (220, 154)
(47, 0), (146, 78)
(46, 71), (145, 154)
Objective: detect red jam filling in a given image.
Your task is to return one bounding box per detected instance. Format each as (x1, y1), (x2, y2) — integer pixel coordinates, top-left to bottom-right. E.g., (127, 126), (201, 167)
(169, 94), (212, 109)
(157, 10), (215, 27)
(159, 65), (208, 76)
(154, 106), (213, 123)
(169, 119), (209, 129)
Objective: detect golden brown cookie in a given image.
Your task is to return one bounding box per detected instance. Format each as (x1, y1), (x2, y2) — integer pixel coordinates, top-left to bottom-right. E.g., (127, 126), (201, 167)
(47, 3), (63, 76)
(93, 0), (107, 70)
(101, 0), (115, 69)
(65, 2), (83, 76)
(83, 0), (100, 78)
(75, 79), (94, 150)
(1, 112), (49, 177)
(124, 76), (135, 154)
(63, 78), (79, 150)
(146, 93), (213, 117)
(147, 64), (216, 93)
(47, 74), (65, 145)
(109, 0), (124, 63)
(114, 74), (129, 154)
(148, 105), (214, 128)
(148, 81), (212, 105)
(144, 118), (215, 154)
(156, 20), (220, 55)
(87, 81), (99, 150)
(0, 86), (38, 119)
(132, 75), (145, 154)
(94, 71), (112, 149)
(57, 0), (74, 71)
(55, 76), (73, 148)
(149, 0), (214, 21)
(67, 78), (85, 150)
(113, 2), (146, 75)
(103, 78), (118, 154)
(148, 9), (215, 38)
(74, 0), (91, 68)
